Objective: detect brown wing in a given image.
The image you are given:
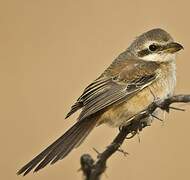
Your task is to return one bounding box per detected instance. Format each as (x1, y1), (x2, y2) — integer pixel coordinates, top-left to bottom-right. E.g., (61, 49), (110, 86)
(66, 59), (160, 120)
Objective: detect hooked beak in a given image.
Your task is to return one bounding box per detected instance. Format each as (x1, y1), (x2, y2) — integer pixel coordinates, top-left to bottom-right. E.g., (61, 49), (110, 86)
(163, 42), (184, 53)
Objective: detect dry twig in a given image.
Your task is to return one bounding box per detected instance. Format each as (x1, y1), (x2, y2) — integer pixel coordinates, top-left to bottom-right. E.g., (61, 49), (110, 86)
(80, 94), (190, 180)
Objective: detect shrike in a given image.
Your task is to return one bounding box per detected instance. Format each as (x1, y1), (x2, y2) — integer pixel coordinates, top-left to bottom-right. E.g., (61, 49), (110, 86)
(17, 28), (183, 175)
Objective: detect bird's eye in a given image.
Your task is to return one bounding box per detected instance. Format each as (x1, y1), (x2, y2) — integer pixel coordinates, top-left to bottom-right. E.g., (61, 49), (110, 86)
(149, 44), (158, 52)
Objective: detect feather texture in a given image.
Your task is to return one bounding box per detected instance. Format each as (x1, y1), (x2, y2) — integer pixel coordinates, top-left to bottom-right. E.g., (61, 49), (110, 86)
(67, 59), (160, 121)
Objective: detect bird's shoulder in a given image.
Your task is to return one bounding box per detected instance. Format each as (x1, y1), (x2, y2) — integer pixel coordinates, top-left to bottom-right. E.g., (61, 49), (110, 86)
(102, 58), (160, 82)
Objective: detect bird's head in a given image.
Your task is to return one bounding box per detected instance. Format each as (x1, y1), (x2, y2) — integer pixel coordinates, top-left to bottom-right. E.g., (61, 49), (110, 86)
(128, 28), (183, 62)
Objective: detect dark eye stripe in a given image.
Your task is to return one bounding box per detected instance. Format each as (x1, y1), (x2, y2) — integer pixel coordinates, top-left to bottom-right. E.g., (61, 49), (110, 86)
(137, 49), (150, 57)
(138, 45), (162, 57)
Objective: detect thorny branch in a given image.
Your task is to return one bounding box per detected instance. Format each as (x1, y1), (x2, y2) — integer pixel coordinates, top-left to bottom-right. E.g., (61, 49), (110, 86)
(80, 94), (190, 180)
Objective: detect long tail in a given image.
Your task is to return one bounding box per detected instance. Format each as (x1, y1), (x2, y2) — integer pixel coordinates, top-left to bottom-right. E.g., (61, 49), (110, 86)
(17, 118), (98, 176)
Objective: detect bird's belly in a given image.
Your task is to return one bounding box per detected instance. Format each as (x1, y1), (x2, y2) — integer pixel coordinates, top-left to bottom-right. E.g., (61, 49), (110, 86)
(98, 74), (175, 127)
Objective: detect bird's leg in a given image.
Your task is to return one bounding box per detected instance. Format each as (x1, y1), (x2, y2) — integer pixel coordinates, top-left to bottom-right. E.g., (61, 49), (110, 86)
(148, 87), (166, 113)
(149, 87), (158, 101)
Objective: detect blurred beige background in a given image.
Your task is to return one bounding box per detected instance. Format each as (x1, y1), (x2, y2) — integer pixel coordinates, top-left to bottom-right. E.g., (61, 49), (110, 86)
(1, 0), (190, 180)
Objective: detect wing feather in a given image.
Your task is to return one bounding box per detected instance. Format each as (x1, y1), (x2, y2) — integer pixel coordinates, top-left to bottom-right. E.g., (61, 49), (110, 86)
(66, 59), (160, 121)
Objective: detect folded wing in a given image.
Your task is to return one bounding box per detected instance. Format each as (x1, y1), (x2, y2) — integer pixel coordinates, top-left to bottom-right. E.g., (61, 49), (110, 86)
(66, 59), (160, 121)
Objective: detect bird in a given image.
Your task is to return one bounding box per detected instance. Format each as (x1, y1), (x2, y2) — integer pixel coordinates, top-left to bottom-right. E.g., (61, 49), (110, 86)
(17, 28), (183, 176)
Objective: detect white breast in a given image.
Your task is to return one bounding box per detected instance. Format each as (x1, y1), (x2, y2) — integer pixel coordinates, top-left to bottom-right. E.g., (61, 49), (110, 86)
(157, 61), (176, 98)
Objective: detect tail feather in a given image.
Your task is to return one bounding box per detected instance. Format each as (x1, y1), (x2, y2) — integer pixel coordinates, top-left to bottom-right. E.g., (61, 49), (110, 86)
(17, 118), (97, 176)
(34, 123), (86, 171)
(51, 121), (94, 164)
